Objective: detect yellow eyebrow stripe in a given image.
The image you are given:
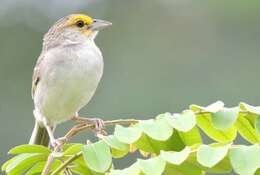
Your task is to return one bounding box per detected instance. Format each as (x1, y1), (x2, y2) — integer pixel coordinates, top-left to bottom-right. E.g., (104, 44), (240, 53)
(66, 14), (94, 26)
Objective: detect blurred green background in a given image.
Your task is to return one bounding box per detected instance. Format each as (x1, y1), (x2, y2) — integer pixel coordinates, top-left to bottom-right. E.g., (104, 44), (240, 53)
(1, 0), (260, 173)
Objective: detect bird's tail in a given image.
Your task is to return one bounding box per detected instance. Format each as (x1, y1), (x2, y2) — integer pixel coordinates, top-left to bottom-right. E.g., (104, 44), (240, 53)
(29, 121), (50, 147)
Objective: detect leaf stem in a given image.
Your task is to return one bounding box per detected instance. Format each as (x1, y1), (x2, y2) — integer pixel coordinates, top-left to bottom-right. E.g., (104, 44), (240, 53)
(51, 152), (83, 175)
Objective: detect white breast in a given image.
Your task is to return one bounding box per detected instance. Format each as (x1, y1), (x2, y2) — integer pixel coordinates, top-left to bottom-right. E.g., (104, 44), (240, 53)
(34, 41), (103, 124)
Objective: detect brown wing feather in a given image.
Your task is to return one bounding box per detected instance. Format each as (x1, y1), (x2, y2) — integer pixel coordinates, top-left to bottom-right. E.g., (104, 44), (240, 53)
(32, 54), (44, 98)
(31, 15), (69, 98)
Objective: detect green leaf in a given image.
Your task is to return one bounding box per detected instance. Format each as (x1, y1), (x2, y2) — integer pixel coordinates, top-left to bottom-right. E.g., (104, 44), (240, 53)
(82, 140), (112, 173)
(196, 114), (237, 143)
(197, 144), (230, 168)
(2, 157), (15, 171)
(235, 115), (259, 143)
(103, 135), (129, 158)
(185, 145), (232, 174)
(135, 130), (185, 154)
(207, 156), (232, 173)
(255, 116), (260, 135)
(139, 117), (173, 141)
(73, 156), (96, 175)
(8, 144), (50, 155)
(109, 163), (140, 175)
(111, 148), (129, 158)
(160, 147), (191, 165)
(137, 157), (166, 175)
(240, 102), (260, 115)
(62, 143), (76, 151)
(25, 159), (61, 175)
(70, 162), (94, 175)
(103, 135), (129, 151)
(134, 131), (180, 154)
(114, 124), (142, 144)
(190, 101), (224, 113)
(166, 130), (186, 152)
(212, 107), (239, 130)
(134, 134), (167, 154)
(229, 144), (260, 175)
(63, 144), (83, 155)
(177, 127), (202, 146)
(164, 162), (202, 175)
(70, 165), (92, 175)
(167, 110), (196, 132)
(25, 161), (45, 175)
(5, 153), (47, 175)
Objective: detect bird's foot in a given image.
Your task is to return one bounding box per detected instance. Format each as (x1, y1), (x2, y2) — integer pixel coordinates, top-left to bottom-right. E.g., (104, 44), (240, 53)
(50, 137), (68, 150)
(72, 116), (104, 128)
(88, 118), (105, 129)
(71, 116), (107, 136)
(90, 118), (107, 136)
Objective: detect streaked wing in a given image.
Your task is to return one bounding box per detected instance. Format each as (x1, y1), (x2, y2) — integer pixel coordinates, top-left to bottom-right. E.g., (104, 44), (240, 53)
(32, 54), (44, 98)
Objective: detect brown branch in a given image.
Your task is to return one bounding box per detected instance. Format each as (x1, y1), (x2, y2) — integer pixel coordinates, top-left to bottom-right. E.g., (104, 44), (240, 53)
(64, 119), (139, 139)
(41, 153), (55, 175)
(41, 118), (138, 175)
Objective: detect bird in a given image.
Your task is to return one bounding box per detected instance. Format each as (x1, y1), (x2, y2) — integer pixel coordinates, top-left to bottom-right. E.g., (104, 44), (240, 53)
(29, 14), (112, 147)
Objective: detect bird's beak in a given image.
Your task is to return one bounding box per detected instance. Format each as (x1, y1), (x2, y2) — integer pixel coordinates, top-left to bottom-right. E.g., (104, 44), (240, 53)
(89, 19), (112, 31)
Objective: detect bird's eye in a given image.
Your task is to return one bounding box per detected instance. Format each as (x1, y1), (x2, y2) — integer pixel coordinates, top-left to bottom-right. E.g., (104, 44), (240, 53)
(76, 20), (85, 28)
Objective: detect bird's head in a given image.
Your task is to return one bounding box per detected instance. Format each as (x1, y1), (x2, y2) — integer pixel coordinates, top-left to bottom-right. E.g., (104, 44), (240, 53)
(43, 14), (112, 50)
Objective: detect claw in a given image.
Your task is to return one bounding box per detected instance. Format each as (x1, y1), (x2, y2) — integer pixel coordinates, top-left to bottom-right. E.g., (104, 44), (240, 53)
(89, 118), (107, 136)
(91, 118), (105, 129)
(71, 116), (107, 136)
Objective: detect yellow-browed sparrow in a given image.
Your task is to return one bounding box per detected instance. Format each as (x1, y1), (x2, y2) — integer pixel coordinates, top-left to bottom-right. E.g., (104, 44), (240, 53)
(29, 14), (111, 147)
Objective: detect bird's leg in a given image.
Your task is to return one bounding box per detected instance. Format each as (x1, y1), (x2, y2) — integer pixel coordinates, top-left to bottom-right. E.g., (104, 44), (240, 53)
(45, 124), (55, 145)
(34, 109), (64, 148)
(44, 124), (60, 148)
(44, 123), (67, 148)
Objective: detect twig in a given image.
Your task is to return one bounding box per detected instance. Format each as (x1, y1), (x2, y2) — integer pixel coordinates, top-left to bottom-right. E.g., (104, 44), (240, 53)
(64, 119), (139, 139)
(41, 118), (138, 175)
(41, 153), (55, 175)
(50, 152), (83, 175)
